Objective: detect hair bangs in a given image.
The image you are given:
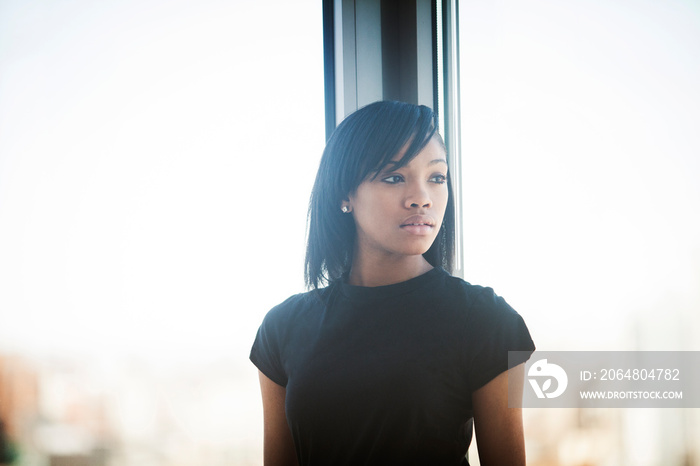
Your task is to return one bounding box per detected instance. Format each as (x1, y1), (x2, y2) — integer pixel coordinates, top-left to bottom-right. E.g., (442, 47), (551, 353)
(363, 107), (438, 183)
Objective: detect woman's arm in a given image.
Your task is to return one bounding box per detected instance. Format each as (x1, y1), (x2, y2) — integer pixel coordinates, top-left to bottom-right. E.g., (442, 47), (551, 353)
(258, 370), (299, 466)
(472, 363), (526, 466)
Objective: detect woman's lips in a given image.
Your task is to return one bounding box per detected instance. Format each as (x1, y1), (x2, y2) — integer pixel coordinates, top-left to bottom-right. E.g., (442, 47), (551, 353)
(400, 224), (434, 235)
(400, 215), (435, 235)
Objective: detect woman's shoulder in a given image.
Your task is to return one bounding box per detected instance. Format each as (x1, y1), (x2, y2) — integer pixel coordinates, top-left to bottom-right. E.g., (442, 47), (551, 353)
(439, 271), (501, 304)
(441, 272), (536, 370)
(264, 285), (333, 323)
(438, 271), (521, 320)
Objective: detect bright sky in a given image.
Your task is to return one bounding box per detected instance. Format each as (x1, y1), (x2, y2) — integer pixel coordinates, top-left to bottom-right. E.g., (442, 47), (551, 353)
(0, 0), (698, 367)
(460, 0), (700, 351)
(0, 0), (325, 362)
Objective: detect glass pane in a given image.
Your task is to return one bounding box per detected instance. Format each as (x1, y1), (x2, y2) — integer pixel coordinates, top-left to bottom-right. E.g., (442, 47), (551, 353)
(0, 0), (324, 463)
(460, 1), (700, 464)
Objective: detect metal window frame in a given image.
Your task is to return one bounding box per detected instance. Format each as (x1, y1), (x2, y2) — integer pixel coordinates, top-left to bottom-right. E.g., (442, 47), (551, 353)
(322, 0), (463, 277)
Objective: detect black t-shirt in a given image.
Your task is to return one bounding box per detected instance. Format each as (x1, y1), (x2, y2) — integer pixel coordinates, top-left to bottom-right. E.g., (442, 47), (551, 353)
(250, 267), (535, 466)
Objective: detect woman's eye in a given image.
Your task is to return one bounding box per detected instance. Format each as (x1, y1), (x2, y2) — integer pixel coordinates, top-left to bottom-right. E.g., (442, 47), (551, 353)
(430, 174), (447, 184)
(381, 175), (404, 184)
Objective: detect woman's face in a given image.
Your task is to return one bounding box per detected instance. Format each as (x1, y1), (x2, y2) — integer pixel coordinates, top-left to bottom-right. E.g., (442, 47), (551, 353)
(347, 136), (449, 262)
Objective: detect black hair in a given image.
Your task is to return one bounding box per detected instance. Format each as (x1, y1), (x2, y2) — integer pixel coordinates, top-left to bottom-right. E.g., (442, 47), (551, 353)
(305, 100), (455, 289)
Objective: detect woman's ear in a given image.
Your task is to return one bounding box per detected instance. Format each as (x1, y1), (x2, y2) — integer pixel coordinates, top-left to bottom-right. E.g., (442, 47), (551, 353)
(341, 195), (353, 214)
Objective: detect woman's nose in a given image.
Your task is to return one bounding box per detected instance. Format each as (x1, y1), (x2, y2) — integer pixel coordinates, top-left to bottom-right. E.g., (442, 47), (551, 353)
(405, 184), (432, 209)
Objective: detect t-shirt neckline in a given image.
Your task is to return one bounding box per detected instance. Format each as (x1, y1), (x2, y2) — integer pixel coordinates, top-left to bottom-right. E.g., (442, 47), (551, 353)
(338, 266), (445, 301)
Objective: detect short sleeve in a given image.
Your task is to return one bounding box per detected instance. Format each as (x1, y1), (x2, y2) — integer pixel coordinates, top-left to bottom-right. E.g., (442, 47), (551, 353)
(250, 307), (289, 387)
(466, 288), (535, 392)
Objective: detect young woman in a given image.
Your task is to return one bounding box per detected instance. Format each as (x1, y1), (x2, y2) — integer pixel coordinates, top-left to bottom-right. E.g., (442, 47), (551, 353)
(251, 101), (535, 466)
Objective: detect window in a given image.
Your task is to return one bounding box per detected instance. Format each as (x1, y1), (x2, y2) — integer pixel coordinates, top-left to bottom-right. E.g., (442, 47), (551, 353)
(0, 0), (324, 462)
(460, 1), (700, 463)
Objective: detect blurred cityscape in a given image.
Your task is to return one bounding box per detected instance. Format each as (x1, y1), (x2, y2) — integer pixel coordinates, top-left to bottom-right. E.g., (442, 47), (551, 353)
(1, 346), (698, 466)
(0, 354), (262, 466)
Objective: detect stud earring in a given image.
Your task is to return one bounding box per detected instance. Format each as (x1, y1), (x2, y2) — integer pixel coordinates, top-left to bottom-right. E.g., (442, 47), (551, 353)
(341, 206), (350, 213)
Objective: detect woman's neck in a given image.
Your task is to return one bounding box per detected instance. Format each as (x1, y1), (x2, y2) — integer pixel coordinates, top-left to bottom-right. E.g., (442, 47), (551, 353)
(347, 253), (434, 287)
